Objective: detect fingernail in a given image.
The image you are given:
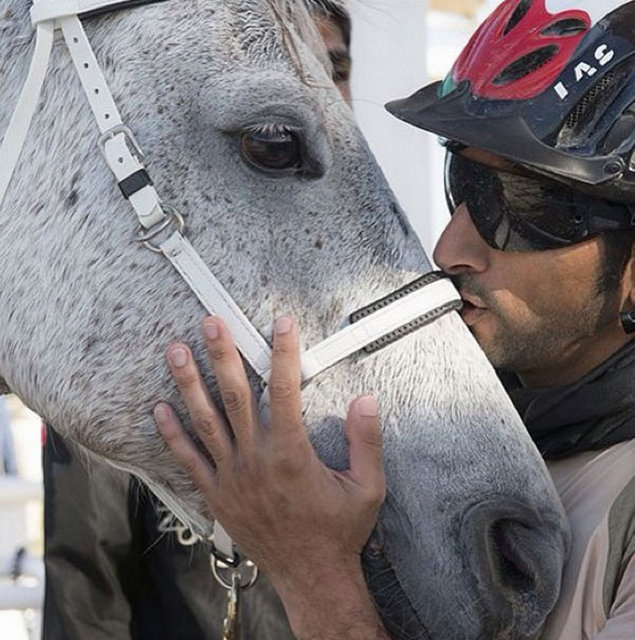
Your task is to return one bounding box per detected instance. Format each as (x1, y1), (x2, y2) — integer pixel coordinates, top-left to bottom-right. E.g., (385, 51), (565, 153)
(154, 404), (170, 422)
(358, 396), (378, 417)
(204, 318), (219, 340)
(168, 346), (188, 368)
(275, 316), (293, 335)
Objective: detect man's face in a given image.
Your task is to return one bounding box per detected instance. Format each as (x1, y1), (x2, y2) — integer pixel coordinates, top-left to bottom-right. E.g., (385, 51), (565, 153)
(433, 203), (632, 387)
(313, 14), (352, 105)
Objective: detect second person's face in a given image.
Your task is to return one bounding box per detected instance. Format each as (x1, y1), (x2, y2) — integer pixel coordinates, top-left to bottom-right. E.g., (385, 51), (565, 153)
(313, 14), (352, 105)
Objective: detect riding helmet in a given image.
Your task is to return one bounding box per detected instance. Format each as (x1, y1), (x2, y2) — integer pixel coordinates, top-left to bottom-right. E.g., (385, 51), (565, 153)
(386, 0), (635, 206)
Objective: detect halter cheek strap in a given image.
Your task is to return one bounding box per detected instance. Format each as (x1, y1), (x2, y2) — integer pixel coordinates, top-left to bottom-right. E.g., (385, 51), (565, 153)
(0, 18), (53, 203)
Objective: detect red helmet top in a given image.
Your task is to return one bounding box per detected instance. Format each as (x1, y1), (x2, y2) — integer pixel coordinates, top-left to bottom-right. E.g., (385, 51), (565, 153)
(452, 0), (590, 100)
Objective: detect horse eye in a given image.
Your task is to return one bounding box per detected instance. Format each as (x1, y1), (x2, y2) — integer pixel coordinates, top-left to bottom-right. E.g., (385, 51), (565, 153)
(240, 126), (303, 174)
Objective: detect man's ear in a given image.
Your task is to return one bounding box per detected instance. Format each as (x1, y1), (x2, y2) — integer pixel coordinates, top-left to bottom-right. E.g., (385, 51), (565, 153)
(621, 243), (635, 334)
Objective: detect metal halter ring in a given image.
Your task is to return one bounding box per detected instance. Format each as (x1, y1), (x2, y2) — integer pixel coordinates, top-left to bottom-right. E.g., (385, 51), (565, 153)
(211, 556), (259, 592)
(176, 526), (202, 547)
(136, 204), (186, 253)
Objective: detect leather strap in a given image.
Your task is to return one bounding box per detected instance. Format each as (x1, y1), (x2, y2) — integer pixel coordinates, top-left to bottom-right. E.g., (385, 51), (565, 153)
(30, 0), (166, 23)
(60, 15), (167, 228)
(0, 21), (54, 205)
(298, 278), (460, 381)
(160, 233), (274, 377)
(212, 520), (236, 564)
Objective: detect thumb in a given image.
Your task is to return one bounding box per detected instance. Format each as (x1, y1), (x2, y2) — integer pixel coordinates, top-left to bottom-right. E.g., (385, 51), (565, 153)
(345, 396), (385, 499)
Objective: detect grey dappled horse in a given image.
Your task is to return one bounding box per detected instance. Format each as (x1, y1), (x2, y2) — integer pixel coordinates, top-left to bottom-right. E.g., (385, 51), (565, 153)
(0, 1), (569, 638)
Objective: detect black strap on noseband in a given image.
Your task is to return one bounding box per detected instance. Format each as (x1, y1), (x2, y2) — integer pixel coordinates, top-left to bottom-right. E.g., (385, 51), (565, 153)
(350, 271), (463, 354)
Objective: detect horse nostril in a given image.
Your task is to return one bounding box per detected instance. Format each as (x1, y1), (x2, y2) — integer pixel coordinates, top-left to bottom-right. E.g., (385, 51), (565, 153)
(461, 500), (569, 639)
(489, 518), (539, 592)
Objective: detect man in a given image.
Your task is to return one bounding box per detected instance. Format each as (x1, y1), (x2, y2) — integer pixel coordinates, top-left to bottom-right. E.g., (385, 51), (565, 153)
(41, 4), (351, 639)
(156, 1), (634, 639)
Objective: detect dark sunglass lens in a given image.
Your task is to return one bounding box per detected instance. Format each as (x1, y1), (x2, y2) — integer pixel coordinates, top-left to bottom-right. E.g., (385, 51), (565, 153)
(443, 152), (603, 252)
(445, 153), (507, 249)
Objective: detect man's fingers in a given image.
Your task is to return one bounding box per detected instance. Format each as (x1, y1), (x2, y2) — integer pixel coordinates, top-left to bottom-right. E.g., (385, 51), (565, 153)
(166, 343), (231, 463)
(154, 403), (219, 506)
(202, 317), (259, 450)
(269, 316), (304, 439)
(344, 396), (386, 504)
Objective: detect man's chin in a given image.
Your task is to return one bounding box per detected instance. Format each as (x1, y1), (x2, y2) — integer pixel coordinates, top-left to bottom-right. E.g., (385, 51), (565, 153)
(469, 327), (507, 370)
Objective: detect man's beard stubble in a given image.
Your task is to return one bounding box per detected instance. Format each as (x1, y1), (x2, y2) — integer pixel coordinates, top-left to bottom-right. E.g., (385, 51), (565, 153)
(450, 273), (618, 378)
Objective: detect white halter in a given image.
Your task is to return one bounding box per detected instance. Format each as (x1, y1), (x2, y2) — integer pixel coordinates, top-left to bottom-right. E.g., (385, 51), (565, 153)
(0, 0), (461, 562)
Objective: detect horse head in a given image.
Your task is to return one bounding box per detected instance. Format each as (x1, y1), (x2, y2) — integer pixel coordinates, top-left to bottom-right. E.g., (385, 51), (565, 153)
(0, 1), (569, 638)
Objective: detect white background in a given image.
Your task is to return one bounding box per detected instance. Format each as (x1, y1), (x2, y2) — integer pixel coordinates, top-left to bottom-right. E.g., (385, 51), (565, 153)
(351, 0), (498, 256)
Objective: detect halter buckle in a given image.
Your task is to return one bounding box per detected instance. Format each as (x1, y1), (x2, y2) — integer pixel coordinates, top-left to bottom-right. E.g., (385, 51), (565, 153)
(98, 124), (145, 163)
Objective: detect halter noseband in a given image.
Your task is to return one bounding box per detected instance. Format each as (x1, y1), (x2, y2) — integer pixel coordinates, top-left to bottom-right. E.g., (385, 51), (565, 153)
(0, 0), (462, 564)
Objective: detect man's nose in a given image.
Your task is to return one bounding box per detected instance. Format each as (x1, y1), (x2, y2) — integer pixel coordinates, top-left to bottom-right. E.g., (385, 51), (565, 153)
(433, 203), (490, 275)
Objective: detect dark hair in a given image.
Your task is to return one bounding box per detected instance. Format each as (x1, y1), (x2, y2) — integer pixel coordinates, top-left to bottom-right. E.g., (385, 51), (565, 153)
(312, 1), (351, 49)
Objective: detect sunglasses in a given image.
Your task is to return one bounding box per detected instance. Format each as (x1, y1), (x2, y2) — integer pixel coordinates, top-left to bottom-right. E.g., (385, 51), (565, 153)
(444, 152), (633, 252)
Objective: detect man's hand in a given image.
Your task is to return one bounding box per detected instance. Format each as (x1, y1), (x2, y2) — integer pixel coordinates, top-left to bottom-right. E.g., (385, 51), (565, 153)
(154, 316), (389, 639)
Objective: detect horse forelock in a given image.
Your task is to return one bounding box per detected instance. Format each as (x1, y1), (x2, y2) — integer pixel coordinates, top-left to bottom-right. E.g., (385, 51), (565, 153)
(0, 0), (334, 81)
(232, 0), (330, 72)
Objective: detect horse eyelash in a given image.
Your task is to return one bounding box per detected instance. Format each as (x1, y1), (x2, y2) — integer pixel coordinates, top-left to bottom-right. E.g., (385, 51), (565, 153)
(243, 122), (300, 137)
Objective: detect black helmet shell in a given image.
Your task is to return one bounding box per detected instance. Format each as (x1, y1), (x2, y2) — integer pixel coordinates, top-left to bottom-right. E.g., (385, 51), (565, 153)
(387, 0), (635, 204)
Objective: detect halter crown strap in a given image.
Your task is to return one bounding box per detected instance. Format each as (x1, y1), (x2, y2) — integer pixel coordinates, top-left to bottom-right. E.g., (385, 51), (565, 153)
(30, 0), (168, 23)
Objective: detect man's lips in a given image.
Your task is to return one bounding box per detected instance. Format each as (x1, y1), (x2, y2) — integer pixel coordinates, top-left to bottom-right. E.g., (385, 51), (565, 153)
(458, 292), (488, 326)
(459, 291), (487, 310)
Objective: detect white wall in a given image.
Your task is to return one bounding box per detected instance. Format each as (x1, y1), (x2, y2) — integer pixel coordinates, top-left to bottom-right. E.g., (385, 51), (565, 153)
(349, 1), (432, 252)
(349, 1), (479, 257)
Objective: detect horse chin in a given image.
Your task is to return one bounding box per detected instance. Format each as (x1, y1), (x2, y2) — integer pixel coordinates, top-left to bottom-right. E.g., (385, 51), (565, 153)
(362, 546), (543, 640)
(362, 538), (432, 640)
(362, 500), (565, 640)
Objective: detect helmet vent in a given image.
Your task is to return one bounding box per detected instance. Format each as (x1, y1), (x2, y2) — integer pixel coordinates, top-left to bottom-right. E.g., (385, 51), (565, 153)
(493, 45), (559, 86)
(559, 71), (621, 147)
(503, 0), (533, 36)
(541, 19), (588, 37)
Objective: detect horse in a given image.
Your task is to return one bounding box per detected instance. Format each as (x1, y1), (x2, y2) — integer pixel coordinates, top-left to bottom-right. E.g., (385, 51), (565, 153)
(0, 1), (569, 638)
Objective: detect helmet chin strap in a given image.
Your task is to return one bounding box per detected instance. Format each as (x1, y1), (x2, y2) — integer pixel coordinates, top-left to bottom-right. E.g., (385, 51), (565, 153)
(1, 0), (462, 567)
